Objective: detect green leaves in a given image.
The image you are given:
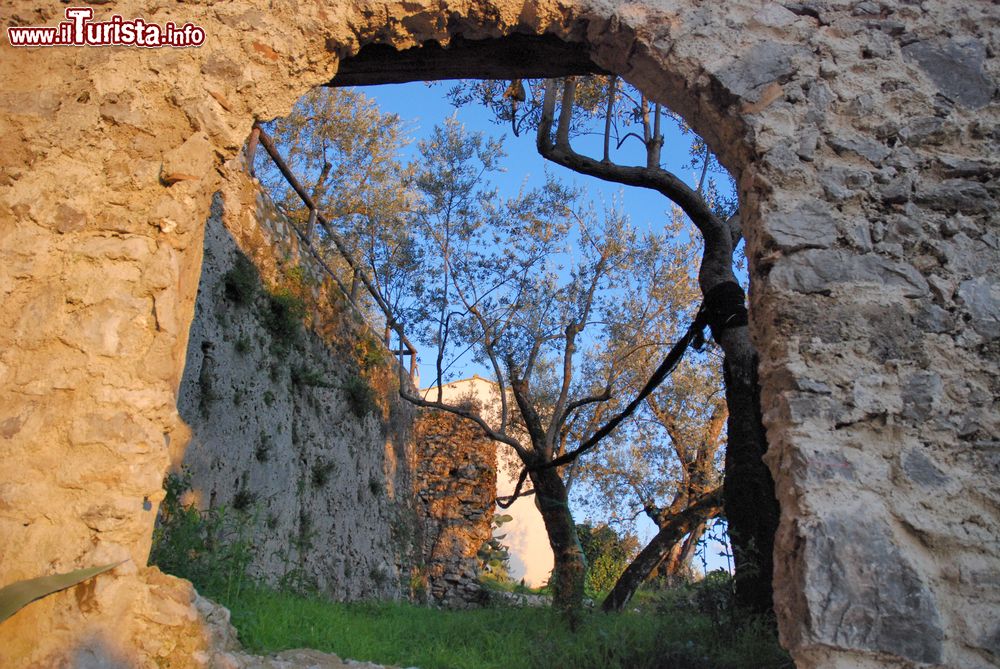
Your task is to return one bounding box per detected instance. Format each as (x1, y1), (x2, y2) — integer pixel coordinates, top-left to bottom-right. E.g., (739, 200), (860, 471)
(0, 561), (124, 624)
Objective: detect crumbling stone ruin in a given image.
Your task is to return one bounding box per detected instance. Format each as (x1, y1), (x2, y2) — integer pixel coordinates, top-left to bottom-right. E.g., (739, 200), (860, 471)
(1, 1), (997, 668)
(414, 409), (497, 607)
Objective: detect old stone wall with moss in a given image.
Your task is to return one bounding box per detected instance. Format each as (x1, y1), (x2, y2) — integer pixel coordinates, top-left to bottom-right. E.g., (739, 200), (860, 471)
(173, 171), (419, 601)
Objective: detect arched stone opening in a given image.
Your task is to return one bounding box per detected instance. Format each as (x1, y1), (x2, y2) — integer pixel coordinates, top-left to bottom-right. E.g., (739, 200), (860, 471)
(2, 2), (996, 668)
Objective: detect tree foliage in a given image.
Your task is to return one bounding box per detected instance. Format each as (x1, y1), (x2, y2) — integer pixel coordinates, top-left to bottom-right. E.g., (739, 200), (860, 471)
(576, 523), (639, 594)
(254, 88), (425, 326)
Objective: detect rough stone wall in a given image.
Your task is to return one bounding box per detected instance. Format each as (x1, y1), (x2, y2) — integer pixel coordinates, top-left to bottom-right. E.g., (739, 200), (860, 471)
(741, 7), (999, 668)
(413, 409), (497, 607)
(0, 1), (997, 668)
(173, 176), (418, 601)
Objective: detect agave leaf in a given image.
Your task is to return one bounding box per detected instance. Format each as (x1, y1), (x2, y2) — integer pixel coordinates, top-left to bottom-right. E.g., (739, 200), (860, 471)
(0, 561), (125, 624)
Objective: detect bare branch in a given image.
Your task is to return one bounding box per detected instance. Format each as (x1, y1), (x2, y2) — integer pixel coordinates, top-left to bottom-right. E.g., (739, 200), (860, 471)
(648, 102), (663, 169)
(556, 77), (576, 146)
(696, 142), (711, 196)
(558, 386), (613, 427)
(615, 131), (647, 151)
(726, 212), (743, 249)
(603, 75), (617, 163)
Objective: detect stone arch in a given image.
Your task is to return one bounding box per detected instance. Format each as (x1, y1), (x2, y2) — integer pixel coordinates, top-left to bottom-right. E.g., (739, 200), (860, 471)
(1, 2), (997, 668)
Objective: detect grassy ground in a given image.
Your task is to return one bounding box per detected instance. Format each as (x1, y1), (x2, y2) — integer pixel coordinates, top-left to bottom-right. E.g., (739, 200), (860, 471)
(150, 480), (791, 668)
(214, 585), (792, 669)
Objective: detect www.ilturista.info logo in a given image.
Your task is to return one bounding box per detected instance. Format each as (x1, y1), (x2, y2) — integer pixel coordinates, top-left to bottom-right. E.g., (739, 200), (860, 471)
(8, 7), (206, 48)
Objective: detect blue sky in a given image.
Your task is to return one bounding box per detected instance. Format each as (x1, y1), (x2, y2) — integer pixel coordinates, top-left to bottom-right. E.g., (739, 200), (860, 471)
(355, 81), (733, 575)
(366, 81), (703, 231)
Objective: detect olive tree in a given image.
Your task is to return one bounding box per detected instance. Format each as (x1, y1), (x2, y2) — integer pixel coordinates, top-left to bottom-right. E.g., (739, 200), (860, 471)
(453, 76), (779, 616)
(394, 116), (694, 622)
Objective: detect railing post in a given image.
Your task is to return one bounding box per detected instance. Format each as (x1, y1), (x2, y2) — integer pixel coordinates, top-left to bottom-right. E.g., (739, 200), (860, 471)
(306, 207), (317, 244)
(246, 125), (261, 177)
(397, 331), (404, 370)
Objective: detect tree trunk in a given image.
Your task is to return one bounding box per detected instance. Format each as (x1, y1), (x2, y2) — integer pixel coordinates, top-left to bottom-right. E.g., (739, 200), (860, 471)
(529, 466), (585, 626)
(659, 538), (685, 581)
(717, 334), (779, 617)
(602, 489), (721, 612)
(678, 520), (705, 575)
(663, 519), (706, 583)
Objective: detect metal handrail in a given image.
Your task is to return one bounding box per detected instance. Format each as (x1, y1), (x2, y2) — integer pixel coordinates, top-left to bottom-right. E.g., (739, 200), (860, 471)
(246, 123), (418, 379)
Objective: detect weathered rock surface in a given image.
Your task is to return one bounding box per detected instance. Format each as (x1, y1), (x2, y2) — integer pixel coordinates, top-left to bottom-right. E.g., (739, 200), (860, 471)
(0, 1), (997, 668)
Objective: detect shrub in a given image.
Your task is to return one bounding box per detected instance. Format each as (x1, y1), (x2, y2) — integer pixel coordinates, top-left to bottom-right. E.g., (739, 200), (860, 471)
(343, 374), (376, 418)
(223, 255), (259, 305)
(312, 460), (336, 488)
(262, 289), (307, 342)
(586, 552), (627, 595)
(149, 471), (255, 599)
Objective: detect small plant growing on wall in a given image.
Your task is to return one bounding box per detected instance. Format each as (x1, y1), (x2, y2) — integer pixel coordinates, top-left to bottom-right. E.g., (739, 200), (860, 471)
(291, 365), (333, 388)
(232, 487), (258, 512)
(223, 255), (259, 305)
(409, 567), (429, 602)
(234, 336), (251, 355)
(284, 264), (319, 290)
(356, 331), (390, 370)
(311, 460), (336, 488)
(294, 509), (316, 555)
(369, 565), (389, 588)
(343, 374), (376, 418)
(255, 432), (271, 462)
(368, 476), (383, 497)
(262, 289), (307, 345)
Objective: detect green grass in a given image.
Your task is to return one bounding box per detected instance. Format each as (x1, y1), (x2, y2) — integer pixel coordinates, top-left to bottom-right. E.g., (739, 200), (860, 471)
(151, 474), (791, 669)
(212, 587), (791, 669)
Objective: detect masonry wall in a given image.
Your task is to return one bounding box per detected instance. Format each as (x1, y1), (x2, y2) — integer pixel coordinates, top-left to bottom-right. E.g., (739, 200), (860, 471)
(173, 182), (418, 602)
(0, 2), (996, 668)
(414, 409), (497, 607)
